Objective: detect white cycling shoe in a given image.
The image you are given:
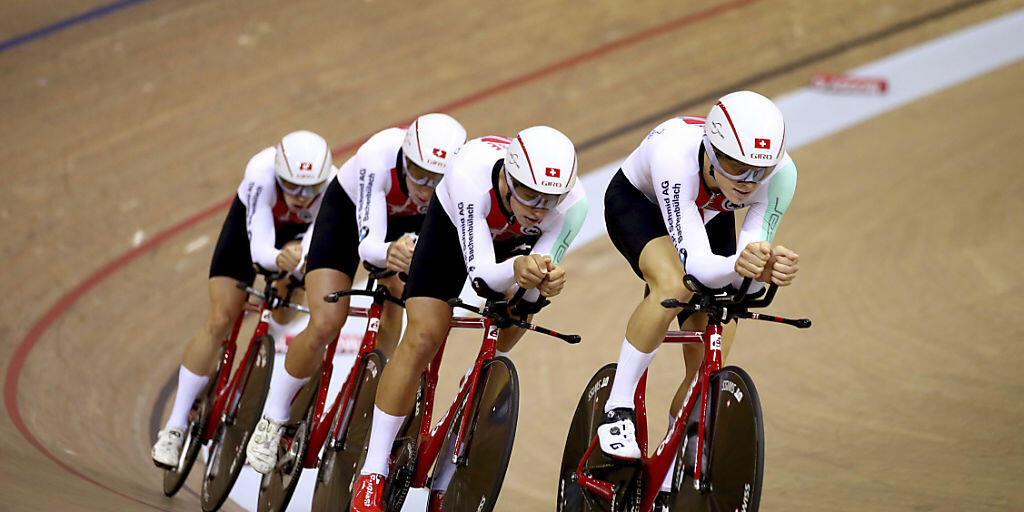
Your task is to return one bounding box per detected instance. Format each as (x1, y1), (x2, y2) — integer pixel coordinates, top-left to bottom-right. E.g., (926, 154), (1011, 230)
(597, 407), (642, 460)
(246, 417), (285, 474)
(152, 427), (185, 468)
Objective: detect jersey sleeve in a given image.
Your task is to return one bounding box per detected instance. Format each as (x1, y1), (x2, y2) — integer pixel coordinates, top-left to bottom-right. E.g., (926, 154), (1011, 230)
(347, 147), (393, 269)
(729, 159), (798, 289)
(460, 192), (516, 291)
(531, 186), (589, 264)
(238, 153), (282, 271)
(648, 143), (738, 289)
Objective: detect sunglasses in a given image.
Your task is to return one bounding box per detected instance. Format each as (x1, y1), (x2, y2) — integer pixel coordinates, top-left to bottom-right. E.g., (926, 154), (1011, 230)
(277, 176), (327, 198)
(702, 135), (774, 183)
(503, 167), (565, 210)
(404, 157), (443, 187)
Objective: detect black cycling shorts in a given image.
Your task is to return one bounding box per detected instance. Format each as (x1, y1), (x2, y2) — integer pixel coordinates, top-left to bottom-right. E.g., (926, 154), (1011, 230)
(209, 196), (308, 284)
(604, 169), (736, 280)
(306, 179), (426, 279)
(404, 195), (537, 301)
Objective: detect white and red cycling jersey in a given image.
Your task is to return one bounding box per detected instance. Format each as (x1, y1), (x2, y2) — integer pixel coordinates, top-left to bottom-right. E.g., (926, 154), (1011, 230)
(335, 127), (427, 269)
(237, 146), (333, 272)
(435, 135), (589, 292)
(620, 116), (798, 289)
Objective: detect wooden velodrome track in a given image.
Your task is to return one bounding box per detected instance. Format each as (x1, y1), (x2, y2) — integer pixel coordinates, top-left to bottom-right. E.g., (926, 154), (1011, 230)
(3, 0), (1023, 510)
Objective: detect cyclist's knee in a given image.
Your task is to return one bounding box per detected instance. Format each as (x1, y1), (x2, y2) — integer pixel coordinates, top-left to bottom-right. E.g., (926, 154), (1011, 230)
(203, 305), (239, 339)
(648, 277), (690, 304)
(306, 309), (347, 348)
(401, 322), (446, 363)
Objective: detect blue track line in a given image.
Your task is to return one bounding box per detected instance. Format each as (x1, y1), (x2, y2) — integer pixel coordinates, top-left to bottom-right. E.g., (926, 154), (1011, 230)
(0, 0), (154, 53)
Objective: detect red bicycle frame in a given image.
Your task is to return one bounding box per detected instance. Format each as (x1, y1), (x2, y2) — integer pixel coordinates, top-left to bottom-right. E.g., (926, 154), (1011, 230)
(574, 323), (723, 512)
(202, 299), (276, 442)
(302, 299), (386, 468)
(405, 315), (489, 487)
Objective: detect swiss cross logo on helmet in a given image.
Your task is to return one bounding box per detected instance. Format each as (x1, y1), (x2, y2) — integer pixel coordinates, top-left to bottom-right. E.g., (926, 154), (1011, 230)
(754, 138), (771, 149)
(545, 167), (561, 177)
(299, 162), (313, 171)
(432, 148), (447, 159)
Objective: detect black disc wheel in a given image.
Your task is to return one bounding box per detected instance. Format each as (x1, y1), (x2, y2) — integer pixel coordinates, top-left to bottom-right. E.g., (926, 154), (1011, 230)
(670, 366), (764, 512)
(382, 372), (427, 512)
(257, 371), (322, 512)
(162, 381), (213, 497)
(200, 334), (275, 511)
(434, 356), (519, 512)
(557, 363), (641, 512)
(311, 350), (386, 512)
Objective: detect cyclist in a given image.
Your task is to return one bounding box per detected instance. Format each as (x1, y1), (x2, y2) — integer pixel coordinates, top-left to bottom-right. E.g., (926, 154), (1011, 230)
(245, 113), (467, 474)
(595, 91), (801, 498)
(152, 130), (333, 468)
(349, 127), (589, 511)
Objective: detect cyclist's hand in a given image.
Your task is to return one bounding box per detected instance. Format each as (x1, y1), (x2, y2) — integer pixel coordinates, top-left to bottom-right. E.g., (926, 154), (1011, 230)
(386, 235), (416, 272)
(736, 241), (771, 279)
(513, 254), (549, 289)
(766, 245), (799, 286)
(538, 263), (566, 297)
(276, 241), (303, 272)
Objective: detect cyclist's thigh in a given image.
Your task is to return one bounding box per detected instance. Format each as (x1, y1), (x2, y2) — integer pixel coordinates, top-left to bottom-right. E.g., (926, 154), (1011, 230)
(604, 169), (669, 279)
(638, 236), (686, 297)
(206, 276), (248, 327)
(209, 196), (257, 286)
(384, 212), (426, 242)
(403, 196), (467, 303)
(404, 296), (453, 339)
(305, 179), (360, 280)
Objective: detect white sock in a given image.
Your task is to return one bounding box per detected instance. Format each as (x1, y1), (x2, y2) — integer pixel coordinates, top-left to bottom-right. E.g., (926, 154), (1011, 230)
(165, 366), (210, 430)
(661, 414), (676, 492)
(360, 406), (406, 477)
(264, 369), (310, 423)
(604, 338), (658, 413)
(496, 349), (511, 359)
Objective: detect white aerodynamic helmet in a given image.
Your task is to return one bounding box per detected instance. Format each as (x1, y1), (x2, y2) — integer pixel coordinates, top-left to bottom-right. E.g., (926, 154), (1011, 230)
(505, 126), (578, 199)
(704, 91), (786, 168)
(274, 130), (333, 186)
(402, 113), (467, 175)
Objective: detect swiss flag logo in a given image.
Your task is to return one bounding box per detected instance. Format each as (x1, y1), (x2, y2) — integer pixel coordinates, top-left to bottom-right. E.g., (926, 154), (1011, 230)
(299, 162), (313, 171)
(754, 138), (771, 149)
(432, 148), (447, 159)
(545, 167), (560, 177)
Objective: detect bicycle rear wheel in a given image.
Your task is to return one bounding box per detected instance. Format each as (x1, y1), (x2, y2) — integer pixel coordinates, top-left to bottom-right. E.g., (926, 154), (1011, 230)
(162, 380), (213, 496)
(557, 363), (639, 512)
(257, 371), (321, 511)
(670, 366), (763, 512)
(435, 356), (519, 512)
(201, 334), (275, 512)
(383, 372), (426, 512)
(311, 349), (386, 512)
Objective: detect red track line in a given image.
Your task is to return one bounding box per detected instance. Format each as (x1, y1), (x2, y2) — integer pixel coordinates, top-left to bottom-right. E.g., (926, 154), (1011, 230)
(3, 1), (757, 507)
(4, 200), (228, 511)
(331, 0), (759, 157)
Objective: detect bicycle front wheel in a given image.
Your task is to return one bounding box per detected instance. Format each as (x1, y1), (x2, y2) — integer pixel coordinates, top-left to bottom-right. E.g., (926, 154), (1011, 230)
(434, 356), (519, 512)
(670, 366), (764, 512)
(311, 349), (386, 512)
(557, 363), (633, 512)
(201, 334), (274, 512)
